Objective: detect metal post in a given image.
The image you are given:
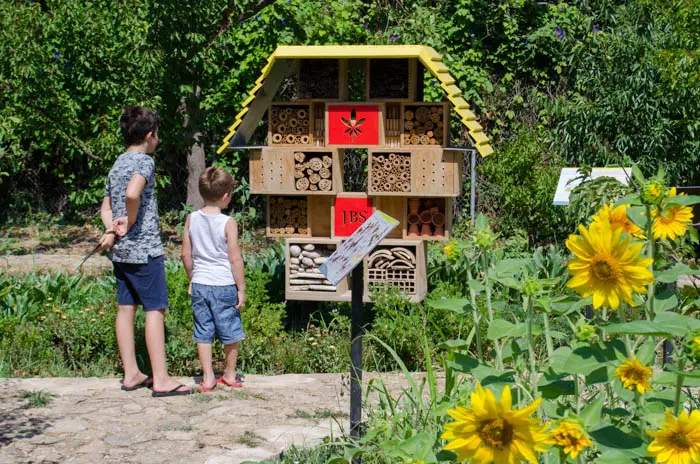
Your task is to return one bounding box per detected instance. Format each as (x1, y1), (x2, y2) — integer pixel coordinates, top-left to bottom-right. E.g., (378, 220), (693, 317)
(350, 263), (364, 456)
(470, 149), (477, 225)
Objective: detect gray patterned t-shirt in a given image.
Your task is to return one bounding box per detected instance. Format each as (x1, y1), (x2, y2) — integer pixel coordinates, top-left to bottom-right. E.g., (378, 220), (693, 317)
(104, 151), (164, 263)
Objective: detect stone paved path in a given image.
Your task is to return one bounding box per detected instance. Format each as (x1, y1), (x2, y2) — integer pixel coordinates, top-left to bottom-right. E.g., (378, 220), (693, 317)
(0, 373), (423, 464)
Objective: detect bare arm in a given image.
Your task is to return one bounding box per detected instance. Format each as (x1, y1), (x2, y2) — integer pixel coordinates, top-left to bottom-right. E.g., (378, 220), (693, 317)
(97, 196), (116, 251)
(225, 218), (246, 309)
(181, 214), (194, 281)
(124, 173), (147, 230)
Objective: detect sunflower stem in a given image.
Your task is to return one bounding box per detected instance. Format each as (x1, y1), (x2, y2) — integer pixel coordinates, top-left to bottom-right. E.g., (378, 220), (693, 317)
(574, 374), (582, 415)
(635, 392), (646, 436)
(467, 267), (484, 362)
(645, 204), (656, 321)
(616, 305), (634, 357)
(525, 295), (538, 394)
(542, 312), (554, 361)
(486, 284), (503, 370)
(674, 356), (686, 416)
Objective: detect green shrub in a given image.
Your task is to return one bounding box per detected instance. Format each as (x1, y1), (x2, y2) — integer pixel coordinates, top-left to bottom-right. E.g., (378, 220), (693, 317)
(478, 130), (566, 244)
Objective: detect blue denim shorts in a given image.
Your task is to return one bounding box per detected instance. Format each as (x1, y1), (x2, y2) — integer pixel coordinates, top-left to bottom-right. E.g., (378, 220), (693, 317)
(113, 255), (169, 311)
(191, 283), (245, 345)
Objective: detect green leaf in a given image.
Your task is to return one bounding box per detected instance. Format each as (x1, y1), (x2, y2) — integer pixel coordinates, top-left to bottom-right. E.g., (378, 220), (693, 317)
(492, 258), (531, 275)
(437, 339), (470, 351)
(632, 165), (646, 185)
(653, 371), (700, 387)
(666, 366), (700, 379)
(655, 263), (700, 283)
(605, 311), (700, 338)
(487, 320), (518, 340)
(468, 279), (485, 292)
(666, 195), (700, 206)
(590, 424), (647, 458)
(626, 205), (648, 229)
(614, 194), (643, 206)
(580, 393), (605, 429)
(538, 376), (575, 399)
(427, 298), (470, 313)
(550, 346), (610, 376)
(654, 289), (679, 312)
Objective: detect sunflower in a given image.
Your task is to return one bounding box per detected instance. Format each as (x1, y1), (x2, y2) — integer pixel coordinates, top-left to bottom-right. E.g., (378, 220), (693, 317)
(652, 188), (694, 241)
(444, 242), (457, 258)
(647, 409), (700, 463)
(592, 203), (644, 237)
(441, 384), (550, 464)
(615, 356), (653, 394)
(565, 220), (654, 309)
(545, 421), (593, 459)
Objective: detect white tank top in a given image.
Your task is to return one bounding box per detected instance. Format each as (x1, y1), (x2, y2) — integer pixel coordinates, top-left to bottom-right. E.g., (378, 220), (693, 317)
(189, 210), (235, 286)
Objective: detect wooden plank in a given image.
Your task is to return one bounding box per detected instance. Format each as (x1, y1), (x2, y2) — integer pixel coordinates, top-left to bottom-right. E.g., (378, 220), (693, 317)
(266, 195), (312, 238)
(309, 196), (332, 238)
(251, 147), (341, 195)
(373, 197), (406, 239)
(275, 45), (426, 60)
(411, 148), (460, 197)
(400, 102), (449, 148)
(227, 59), (297, 147)
(449, 96), (471, 109)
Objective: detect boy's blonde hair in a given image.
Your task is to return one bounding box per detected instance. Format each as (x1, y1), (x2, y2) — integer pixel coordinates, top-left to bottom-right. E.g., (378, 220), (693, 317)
(199, 167), (235, 202)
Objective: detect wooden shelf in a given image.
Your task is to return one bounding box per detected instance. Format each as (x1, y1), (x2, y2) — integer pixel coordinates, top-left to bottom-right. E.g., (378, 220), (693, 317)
(404, 197), (452, 241)
(266, 195), (332, 239)
(366, 58), (417, 102)
(362, 239), (427, 303)
(367, 148), (462, 197)
(250, 147), (344, 195)
(268, 102), (315, 146)
(285, 238), (351, 302)
(400, 102), (450, 148)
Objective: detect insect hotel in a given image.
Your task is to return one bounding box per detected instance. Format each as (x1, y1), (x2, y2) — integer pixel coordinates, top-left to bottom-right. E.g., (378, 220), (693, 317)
(217, 45), (493, 303)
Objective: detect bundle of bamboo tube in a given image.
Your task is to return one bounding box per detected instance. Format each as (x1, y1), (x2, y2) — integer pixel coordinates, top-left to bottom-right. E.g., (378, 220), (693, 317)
(403, 105), (444, 146)
(269, 106), (312, 145)
(269, 197), (308, 235)
(370, 153), (411, 193)
(294, 152), (333, 192)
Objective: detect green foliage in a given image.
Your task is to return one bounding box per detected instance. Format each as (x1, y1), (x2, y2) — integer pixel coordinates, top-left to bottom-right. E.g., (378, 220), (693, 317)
(17, 390), (56, 409)
(567, 173), (633, 227)
(478, 131), (566, 243)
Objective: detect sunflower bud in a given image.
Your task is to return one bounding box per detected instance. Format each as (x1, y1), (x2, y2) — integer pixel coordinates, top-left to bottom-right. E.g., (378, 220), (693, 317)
(641, 178), (667, 205)
(522, 277), (542, 297)
(475, 229), (496, 248)
(576, 323), (597, 343)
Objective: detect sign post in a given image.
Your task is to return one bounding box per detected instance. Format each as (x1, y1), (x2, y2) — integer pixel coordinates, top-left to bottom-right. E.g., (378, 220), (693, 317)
(320, 210), (399, 450)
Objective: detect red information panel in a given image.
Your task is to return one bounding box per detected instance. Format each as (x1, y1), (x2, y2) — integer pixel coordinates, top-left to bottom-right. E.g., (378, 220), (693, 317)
(327, 104), (380, 146)
(334, 197), (374, 237)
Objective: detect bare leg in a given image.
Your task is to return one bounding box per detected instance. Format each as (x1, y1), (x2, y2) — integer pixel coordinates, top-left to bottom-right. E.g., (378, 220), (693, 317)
(222, 342), (239, 384)
(146, 309), (189, 392)
(197, 343), (216, 388)
(116, 304), (149, 387)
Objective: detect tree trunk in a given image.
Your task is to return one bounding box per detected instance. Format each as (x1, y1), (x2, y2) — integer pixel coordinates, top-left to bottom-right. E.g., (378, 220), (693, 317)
(184, 85), (205, 210)
(186, 132), (205, 210)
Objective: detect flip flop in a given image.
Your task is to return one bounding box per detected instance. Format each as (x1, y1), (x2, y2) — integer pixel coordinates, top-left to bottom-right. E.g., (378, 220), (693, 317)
(121, 376), (153, 391)
(199, 379), (217, 393)
(151, 384), (193, 397)
(217, 377), (243, 388)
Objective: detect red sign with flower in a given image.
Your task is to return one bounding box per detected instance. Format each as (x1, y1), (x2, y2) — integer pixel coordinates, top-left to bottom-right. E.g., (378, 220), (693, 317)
(327, 104), (380, 146)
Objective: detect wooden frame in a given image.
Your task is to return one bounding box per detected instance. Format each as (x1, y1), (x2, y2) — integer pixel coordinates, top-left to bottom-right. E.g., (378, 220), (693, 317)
(404, 197), (452, 241)
(285, 238), (351, 302)
(362, 239), (427, 303)
(297, 58), (344, 101)
(400, 102), (450, 148)
(250, 147), (344, 195)
(268, 102), (315, 147)
(366, 58), (417, 102)
(367, 148), (462, 197)
(325, 102), (385, 148)
(372, 196), (406, 240)
(266, 195), (332, 238)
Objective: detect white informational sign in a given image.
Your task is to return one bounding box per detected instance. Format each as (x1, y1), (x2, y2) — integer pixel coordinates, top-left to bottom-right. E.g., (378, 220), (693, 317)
(320, 210), (399, 285)
(553, 167), (631, 206)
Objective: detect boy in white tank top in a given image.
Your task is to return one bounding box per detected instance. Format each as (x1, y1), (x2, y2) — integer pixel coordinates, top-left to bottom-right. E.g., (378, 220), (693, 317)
(181, 167), (246, 391)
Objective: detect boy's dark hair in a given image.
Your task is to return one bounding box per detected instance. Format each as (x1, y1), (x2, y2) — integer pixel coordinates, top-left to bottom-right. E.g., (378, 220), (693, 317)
(120, 107), (160, 146)
(199, 167), (235, 202)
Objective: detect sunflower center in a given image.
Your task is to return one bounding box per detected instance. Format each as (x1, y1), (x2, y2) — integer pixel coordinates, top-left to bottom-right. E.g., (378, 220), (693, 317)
(670, 431), (690, 450)
(479, 418), (513, 449)
(591, 260), (617, 281)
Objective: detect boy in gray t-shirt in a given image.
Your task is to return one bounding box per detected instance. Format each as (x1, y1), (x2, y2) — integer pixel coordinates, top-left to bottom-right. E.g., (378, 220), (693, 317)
(98, 107), (192, 397)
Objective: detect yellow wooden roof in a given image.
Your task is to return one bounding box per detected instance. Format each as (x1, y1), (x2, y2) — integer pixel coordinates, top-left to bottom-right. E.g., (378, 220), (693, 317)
(218, 45), (493, 157)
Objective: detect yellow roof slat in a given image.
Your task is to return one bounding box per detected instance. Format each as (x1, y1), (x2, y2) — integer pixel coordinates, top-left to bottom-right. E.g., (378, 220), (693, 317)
(222, 131), (235, 144)
(441, 83), (462, 97)
(248, 82), (263, 96)
(227, 119), (242, 132)
(431, 62), (449, 73)
(241, 94), (256, 108)
(255, 74), (266, 85)
(236, 107), (250, 119)
(477, 144), (494, 157)
(459, 110), (478, 122)
(449, 96), (470, 109)
(464, 120), (483, 132)
(274, 45), (426, 59)
(437, 73), (455, 86)
(470, 131), (490, 145)
(216, 142), (229, 155)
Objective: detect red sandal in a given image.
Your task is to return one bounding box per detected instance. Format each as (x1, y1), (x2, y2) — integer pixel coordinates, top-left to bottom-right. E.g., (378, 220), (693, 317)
(199, 379), (217, 393)
(217, 376), (243, 388)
